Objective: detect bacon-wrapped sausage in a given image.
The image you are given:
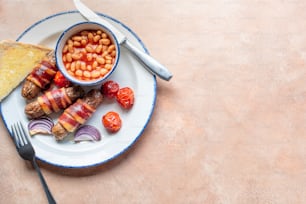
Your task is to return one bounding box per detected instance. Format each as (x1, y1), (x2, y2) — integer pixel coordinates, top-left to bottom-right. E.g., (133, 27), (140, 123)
(52, 89), (103, 141)
(25, 86), (84, 119)
(21, 51), (58, 100)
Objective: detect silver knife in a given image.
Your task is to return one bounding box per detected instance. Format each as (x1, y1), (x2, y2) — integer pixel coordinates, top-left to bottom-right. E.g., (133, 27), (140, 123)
(73, 0), (173, 81)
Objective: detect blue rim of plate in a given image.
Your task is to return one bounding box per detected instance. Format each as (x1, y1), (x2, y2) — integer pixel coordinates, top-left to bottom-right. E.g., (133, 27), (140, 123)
(0, 10), (157, 169)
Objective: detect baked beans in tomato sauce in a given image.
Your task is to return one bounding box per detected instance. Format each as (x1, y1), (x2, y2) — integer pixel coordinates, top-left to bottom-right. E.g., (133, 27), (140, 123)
(62, 29), (116, 81)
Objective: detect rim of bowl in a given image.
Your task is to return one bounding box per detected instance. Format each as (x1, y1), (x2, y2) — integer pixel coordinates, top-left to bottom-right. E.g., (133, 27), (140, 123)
(55, 21), (120, 86)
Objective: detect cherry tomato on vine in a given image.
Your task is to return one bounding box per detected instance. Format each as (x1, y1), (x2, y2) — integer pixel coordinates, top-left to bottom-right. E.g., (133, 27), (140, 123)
(116, 87), (134, 109)
(102, 111), (122, 132)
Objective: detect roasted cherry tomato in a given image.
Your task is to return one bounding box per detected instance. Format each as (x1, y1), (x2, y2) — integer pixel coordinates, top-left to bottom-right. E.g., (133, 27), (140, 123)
(116, 87), (134, 109)
(53, 71), (71, 88)
(101, 80), (119, 99)
(102, 111), (122, 132)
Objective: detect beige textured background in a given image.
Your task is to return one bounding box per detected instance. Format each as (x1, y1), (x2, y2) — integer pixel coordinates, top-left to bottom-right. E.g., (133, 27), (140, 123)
(1, 0), (306, 203)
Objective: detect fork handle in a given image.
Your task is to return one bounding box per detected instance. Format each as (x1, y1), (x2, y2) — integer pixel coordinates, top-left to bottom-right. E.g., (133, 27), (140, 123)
(32, 159), (57, 204)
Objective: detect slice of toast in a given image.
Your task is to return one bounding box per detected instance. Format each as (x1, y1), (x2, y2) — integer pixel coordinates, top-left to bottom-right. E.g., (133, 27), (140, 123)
(0, 40), (52, 102)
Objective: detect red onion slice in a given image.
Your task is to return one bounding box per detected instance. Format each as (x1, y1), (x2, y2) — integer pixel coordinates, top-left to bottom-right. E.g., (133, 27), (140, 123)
(28, 116), (54, 136)
(74, 125), (101, 142)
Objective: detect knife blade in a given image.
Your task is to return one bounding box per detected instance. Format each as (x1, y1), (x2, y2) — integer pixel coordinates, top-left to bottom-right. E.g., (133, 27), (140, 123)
(73, 0), (173, 81)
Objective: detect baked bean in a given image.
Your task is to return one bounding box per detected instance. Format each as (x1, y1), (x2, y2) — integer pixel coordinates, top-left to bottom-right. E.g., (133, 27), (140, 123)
(68, 39), (73, 46)
(102, 51), (109, 58)
(111, 51), (116, 57)
(100, 68), (108, 76)
(88, 32), (94, 41)
(75, 70), (83, 77)
(76, 61), (81, 70)
(100, 45), (106, 51)
(101, 33), (107, 39)
(71, 53), (81, 60)
(81, 62), (86, 70)
(65, 63), (70, 69)
(68, 45), (74, 53)
(83, 70), (91, 78)
(95, 45), (103, 54)
(72, 36), (82, 41)
(81, 39), (87, 46)
(73, 41), (81, 47)
(105, 64), (113, 70)
(101, 39), (111, 45)
(91, 70), (100, 78)
(108, 45), (115, 52)
(63, 55), (67, 62)
(62, 29), (117, 81)
(87, 65), (92, 71)
(93, 35), (101, 43)
(92, 61), (98, 69)
(87, 53), (93, 61)
(66, 53), (72, 62)
(71, 62), (76, 71)
(96, 57), (105, 65)
(85, 45), (94, 53)
(105, 55), (112, 60)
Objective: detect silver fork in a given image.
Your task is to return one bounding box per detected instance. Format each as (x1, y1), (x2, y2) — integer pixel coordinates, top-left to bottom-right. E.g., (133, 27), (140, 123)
(11, 122), (56, 204)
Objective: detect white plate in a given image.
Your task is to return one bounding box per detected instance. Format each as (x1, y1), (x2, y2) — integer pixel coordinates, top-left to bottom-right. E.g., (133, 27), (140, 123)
(0, 11), (156, 168)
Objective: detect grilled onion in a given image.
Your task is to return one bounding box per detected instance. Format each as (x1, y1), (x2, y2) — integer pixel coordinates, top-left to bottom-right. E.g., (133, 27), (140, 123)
(28, 116), (54, 136)
(74, 125), (101, 142)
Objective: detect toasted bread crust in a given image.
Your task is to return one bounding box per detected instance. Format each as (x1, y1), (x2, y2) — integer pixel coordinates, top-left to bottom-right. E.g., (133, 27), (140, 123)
(0, 40), (52, 101)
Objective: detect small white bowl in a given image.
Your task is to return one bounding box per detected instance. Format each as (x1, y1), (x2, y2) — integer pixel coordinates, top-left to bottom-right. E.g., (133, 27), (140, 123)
(55, 21), (120, 86)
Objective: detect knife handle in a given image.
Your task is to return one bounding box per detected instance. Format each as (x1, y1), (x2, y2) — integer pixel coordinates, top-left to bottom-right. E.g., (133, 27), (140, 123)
(123, 40), (173, 81)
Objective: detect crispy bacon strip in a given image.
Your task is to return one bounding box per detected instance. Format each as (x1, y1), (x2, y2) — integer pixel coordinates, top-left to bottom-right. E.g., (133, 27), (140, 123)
(26, 58), (57, 89)
(24, 86), (84, 119)
(38, 88), (71, 113)
(22, 52), (58, 100)
(52, 89), (103, 140)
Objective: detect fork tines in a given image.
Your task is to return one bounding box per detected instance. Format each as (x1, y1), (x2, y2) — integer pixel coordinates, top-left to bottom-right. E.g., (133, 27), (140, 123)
(11, 122), (30, 148)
